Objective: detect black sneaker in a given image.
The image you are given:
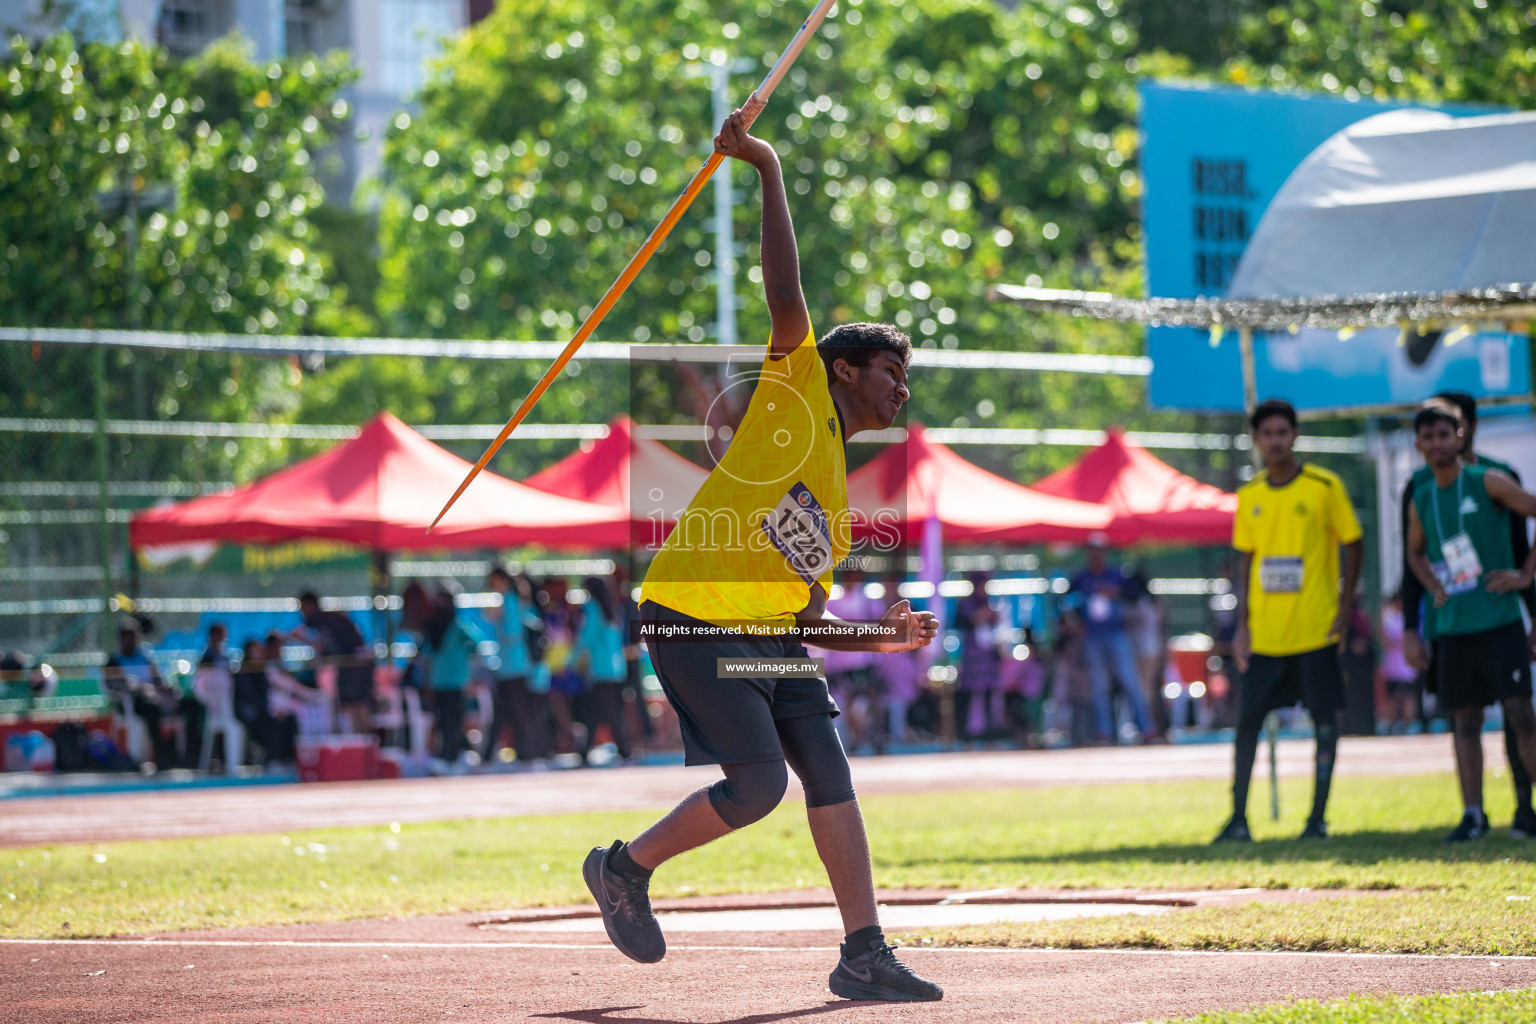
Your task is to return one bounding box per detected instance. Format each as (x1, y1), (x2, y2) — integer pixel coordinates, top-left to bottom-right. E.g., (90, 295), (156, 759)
(1299, 819), (1328, 840)
(582, 841), (665, 963)
(829, 940), (943, 1002)
(1443, 812), (1490, 844)
(1511, 807), (1536, 839)
(1212, 818), (1252, 844)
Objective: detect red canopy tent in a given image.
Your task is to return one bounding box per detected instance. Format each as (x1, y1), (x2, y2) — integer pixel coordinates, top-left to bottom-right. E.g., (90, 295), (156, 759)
(524, 415), (709, 542)
(130, 411), (630, 551)
(1030, 428), (1237, 545)
(845, 423), (1113, 546)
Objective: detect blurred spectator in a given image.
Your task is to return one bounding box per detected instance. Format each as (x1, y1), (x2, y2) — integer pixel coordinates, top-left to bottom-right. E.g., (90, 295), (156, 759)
(954, 573), (1003, 741)
(411, 583), (487, 765)
(538, 578), (584, 756)
(264, 631), (331, 739)
(192, 623), (238, 770)
(1341, 598), (1378, 736)
(1070, 536), (1158, 744)
(575, 575), (632, 761)
(198, 623), (231, 675)
(878, 646), (925, 745)
(233, 638), (295, 765)
(1208, 567), (1242, 729)
(293, 590), (375, 734)
(998, 629), (1047, 746)
(103, 617), (202, 769)
(825, 568), (881, 752)
(614, 567), (652, 753)
(1050, 610), (1095, 747)
(876, 575), (935, 744)
(398, 581), (435, 748)
(1127, 567), (1170, 738)
(1377, 593), (1421, 733)
(484, 566), (552, 764)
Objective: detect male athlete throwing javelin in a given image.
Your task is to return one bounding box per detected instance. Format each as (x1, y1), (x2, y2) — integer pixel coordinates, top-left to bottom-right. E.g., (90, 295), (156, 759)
(582, 109), (943, 1003)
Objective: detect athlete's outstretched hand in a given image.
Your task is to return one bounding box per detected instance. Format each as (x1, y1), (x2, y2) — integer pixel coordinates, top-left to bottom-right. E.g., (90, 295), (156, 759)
(714, 108), (777, 170)
(880, 599), (939, 653)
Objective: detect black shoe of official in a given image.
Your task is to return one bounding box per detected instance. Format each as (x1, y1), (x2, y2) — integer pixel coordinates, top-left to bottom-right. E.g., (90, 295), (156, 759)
(1443, 812), (1490, 844)
(1212, 818), (1252, 844)
(829, 939), (943, 1002)
(583, 841), (665, 964)
(1299, 818), (1328, 840)
(1511, 807), (1536, 840)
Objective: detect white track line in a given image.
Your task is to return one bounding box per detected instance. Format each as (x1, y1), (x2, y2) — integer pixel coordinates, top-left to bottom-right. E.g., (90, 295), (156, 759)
(3, 937), (1534, 961)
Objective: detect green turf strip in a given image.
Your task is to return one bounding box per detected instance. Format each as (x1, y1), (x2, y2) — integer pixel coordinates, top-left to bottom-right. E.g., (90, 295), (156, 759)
(1155, 987), (1536, 1023)
(1, 771), (1533, 952)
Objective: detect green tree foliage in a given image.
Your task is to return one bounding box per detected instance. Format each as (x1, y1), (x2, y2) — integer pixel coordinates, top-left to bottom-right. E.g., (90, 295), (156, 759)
(1226, 1), (1536, 107)
(0, 33), (356, 483)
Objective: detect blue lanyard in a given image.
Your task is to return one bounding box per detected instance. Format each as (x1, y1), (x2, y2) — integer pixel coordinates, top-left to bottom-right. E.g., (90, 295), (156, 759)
(1430, 469), (1464, 547)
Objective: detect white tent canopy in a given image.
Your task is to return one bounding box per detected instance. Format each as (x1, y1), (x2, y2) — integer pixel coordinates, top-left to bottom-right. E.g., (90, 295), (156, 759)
(1229, 108), (1536, 299)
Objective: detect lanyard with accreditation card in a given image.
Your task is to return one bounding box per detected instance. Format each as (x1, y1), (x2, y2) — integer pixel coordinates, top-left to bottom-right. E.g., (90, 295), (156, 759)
(1430, 470), (1483, 596)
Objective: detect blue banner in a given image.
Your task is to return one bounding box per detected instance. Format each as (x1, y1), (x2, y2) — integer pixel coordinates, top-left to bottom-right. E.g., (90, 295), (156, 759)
(1140, 83), (1529, 412)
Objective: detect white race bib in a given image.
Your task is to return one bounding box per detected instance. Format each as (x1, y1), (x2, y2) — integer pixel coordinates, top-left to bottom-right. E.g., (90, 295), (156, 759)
(1436, 532), (1483, 596)
(1259, 556), (1304, 594)
(761, 482), (833, 585)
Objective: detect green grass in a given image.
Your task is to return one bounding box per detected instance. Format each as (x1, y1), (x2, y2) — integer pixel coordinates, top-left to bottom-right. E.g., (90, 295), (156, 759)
(1155, 988), (1536, 1023)
(2, 771), (1534, 956)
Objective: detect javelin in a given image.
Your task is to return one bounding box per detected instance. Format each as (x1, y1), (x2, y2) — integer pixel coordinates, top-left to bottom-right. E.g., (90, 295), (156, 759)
(429, 0), (840, 532)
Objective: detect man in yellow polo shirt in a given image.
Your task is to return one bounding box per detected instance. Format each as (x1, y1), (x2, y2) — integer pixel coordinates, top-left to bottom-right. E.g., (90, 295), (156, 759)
(1215, 398), (1364, 843)
(581, 109), (943, 1002)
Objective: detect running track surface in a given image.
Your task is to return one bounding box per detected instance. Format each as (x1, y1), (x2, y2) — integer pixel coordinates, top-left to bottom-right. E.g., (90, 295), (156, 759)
(0, 732), (1500, 847)
(7, 917), (1536, 1024)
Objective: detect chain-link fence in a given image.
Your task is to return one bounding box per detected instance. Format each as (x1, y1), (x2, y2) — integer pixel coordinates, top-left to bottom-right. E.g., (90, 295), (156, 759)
(1, 330), (1381, 701)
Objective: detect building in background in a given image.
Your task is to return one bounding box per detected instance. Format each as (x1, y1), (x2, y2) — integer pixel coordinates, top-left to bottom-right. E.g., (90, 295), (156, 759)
(2, 0), (493, 198)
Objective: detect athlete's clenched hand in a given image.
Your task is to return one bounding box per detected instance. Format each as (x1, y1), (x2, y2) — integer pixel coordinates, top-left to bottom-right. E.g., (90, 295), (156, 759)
(714, 108), (778, 170)
(879, 599), (939, 653)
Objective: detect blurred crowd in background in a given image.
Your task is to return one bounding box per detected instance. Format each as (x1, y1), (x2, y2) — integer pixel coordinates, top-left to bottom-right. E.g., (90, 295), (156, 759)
(1, 537), (1458, 777)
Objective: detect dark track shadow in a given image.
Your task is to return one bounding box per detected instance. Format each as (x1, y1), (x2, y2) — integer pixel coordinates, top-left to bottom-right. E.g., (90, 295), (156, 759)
(533, 1001), (869, 1024)
(885, 827), (1523, 874)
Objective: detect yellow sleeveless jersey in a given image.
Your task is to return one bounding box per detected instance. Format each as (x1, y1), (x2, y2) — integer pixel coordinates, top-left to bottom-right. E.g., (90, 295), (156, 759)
(1233, 464), (1362, 656)
(642, 328), (850, 628)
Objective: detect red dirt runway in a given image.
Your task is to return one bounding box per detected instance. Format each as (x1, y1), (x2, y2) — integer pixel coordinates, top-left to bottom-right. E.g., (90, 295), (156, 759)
(7, 921), (1535, 1024)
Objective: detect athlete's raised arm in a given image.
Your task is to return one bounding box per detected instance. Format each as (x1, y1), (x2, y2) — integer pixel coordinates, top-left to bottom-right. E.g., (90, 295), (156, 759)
(713, 109), (809, 359)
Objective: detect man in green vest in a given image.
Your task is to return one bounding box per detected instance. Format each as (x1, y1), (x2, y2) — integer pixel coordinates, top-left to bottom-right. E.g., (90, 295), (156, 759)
(1405, 398), (1536, 843)
(1400, 391), (1536, 838)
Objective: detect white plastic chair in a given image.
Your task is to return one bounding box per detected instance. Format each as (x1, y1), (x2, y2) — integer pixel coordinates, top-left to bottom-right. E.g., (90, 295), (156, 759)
(403, 686), (435, 760)
(193, 665), (244, 774)
(98, 668), (151, 764)
(372, 680), (406, 746)
(469, 679), (495, 741)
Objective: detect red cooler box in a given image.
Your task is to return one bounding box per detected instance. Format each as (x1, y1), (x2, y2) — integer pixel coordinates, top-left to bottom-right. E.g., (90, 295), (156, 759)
(297, 735), (379, 783)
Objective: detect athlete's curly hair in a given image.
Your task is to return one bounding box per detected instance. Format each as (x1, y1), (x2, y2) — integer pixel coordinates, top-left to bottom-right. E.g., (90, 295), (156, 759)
(816, 322), (911, 387)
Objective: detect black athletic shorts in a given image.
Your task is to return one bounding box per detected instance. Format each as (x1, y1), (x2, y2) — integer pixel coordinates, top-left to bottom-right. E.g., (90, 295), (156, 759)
(1240, 644), (1345, 720)
(1436, 621), (1533, 712)
(639, 602), (839, 767)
